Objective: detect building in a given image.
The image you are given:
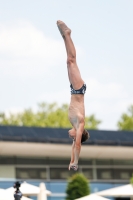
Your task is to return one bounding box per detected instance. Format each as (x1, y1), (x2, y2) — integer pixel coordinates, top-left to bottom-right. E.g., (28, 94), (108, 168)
(0, 125), (133, 200)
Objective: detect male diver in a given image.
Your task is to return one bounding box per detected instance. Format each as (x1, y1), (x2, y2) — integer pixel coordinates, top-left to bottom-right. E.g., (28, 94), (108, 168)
(57, 20), (89, 171)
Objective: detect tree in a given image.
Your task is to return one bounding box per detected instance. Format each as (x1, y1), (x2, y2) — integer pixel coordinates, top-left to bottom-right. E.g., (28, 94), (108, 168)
(85, 114), (101, 129)
(117, 105), (133, 131)
(130, 174), (133, 185)
(65, 173), (90, 200)
(0, 102), (101, 129)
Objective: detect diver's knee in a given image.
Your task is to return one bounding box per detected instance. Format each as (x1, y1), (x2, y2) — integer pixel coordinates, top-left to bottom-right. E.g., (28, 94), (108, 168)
(67, 55), (76, 66)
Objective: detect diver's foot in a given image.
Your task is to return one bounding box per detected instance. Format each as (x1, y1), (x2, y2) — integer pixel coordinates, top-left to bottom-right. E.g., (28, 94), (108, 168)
(70, 164), (78, 171)
(57, 20), (71, 38)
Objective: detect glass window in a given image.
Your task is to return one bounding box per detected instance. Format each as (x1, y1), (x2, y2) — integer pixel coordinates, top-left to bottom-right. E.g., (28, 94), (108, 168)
(0, 157), (14, 164)
(16, 157), (47, 165)
(113, 160), (133, 166)
(0, 156), (70, 165)
(16, 168), (46, 179)
(114, 169), (133, 180)
(40, 171), (46, 179)
(82, 169), (93, 179)
(97, 169), (113, 179)
(80, 159), (92, 165)
(17, 170), (29, 179)
(48, 158), (69, 165)
(96, 159), (112, 165)
(50, 168), (76, 179)
(29, 169), (38, 179)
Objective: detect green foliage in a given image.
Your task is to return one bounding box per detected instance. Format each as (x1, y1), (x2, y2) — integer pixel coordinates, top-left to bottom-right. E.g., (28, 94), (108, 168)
(66, 173), (90, 200)
(130, 174), (133, 185)
(85, 114), (101, 129)
(0, 102), (101, 129)
(117, 105), (133, 130)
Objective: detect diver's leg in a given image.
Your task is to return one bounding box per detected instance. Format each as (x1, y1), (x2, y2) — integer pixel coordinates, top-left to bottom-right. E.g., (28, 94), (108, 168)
(57, 20), (84, 89)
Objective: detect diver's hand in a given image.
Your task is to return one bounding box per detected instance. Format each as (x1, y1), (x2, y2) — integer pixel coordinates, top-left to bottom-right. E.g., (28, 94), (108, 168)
(69, 163), (78, 171)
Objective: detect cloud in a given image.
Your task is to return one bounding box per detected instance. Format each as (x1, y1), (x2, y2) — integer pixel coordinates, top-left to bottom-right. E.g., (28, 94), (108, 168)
(83, 78), (133, 129)
(0, 21), (63, 58)
(0, 20), (132, 130)
(38, 89), (70, 105)
(85, 78), (132, 116)
(0, 20), (84, 79)
(86, 78), (128, 99)
(3, 77), (133, 130)
(0, 20), (66, 78)
(4, 107), (24, 118)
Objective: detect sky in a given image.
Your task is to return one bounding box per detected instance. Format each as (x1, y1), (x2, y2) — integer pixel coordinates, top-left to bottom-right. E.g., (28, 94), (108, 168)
(0, 0), (133, 130)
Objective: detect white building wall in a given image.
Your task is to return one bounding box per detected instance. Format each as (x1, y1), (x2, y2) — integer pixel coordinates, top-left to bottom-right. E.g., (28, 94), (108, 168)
(0, 165), (15, 178)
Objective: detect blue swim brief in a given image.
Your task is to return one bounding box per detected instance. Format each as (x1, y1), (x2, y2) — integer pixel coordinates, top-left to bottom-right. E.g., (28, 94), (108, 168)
(70, 83), (86, 95)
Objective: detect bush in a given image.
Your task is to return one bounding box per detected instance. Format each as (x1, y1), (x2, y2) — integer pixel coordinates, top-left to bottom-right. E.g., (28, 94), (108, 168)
(66, 173), (90, 200)
(130, 174), (133, 185)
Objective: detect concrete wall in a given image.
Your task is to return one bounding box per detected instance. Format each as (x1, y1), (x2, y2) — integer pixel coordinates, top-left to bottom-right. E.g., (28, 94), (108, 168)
(0, 165), (15, 178)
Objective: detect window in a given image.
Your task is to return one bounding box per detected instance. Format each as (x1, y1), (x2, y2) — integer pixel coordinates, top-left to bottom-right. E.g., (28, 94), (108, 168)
(48, 158), (69, 165)
(97, 169), (113, 180)
(96, 159), (112, 165)
(16, 158), (47, 165)
(0, 157), (14, 164)
(82, 169), (93, 179)
(113, 160), (133, 166)
(114, 169), (133, 180)
(50, 168), (76, 179)
(80, 159), (92, 165)
(16, 168), (47, 179)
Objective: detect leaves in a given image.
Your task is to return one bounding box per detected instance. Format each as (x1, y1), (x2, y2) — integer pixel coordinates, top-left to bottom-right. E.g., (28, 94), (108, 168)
(85, 114), (101, 129)
(130, 174), (133, 185)
(117, 105), (133, 131)
(0, 102), (101, 129)
(65, 173), (90, 200)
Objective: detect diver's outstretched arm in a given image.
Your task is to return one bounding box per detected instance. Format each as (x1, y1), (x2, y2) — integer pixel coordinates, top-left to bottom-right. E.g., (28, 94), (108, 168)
(70, 123), (84, 171)
(68, 140), (75, 170)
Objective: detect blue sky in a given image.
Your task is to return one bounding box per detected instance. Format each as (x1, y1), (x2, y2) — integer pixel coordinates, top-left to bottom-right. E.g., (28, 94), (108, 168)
(0, 0), (133, 130)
